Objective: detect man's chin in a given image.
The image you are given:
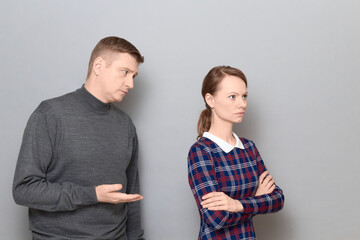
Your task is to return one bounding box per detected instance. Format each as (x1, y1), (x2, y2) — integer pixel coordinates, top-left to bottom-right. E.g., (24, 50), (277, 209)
(113, 96), (124, 103)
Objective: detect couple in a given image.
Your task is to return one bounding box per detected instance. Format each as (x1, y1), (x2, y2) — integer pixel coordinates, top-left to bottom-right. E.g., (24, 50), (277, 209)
(13, 36), (284, 240)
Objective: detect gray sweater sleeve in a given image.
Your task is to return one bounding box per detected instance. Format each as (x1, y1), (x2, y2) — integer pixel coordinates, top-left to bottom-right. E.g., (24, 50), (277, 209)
(12, 106), (98, 212)
(126, 129), (145, 240)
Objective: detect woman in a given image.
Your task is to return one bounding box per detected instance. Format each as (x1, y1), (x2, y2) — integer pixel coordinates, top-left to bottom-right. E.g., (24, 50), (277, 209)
(187, 66), (284, 240)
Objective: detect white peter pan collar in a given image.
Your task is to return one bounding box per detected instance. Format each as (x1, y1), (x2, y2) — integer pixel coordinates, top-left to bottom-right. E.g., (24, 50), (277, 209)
(203, 132), (245, 153)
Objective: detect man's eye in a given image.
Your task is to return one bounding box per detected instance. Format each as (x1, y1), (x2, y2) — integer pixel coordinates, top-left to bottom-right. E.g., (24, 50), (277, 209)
(242, 94), (248, 100)
(122, 70), (128, 75)
(229, 95), (235, 99)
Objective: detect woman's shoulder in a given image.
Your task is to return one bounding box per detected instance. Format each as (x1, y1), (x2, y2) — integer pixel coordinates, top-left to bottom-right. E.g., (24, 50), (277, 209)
(188, 137), (216, 152)
(239, 137), (253, 145)
(239, 137), (257, 150)
(187, 137), (217, 162)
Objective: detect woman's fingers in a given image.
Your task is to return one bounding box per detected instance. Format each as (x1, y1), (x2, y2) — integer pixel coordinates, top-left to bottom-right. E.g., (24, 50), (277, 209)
(259, 171), (269, 183)
(201, 192), (224, 206)
(202, 191), (222, 200)
(208, 206), (226, 211)
(269, 184), (276, 193)
(266, 179), (275, 188)
(201, 191), (244, 212)
(201, 196), (222, 206)
(202, 200), (224, 209)
(263, 178), (275, 194)
(262, 173), (275, 188)
(201, 192), (227, 209)
(255, 171), (277, 196)
(202, 198), (228, 211)
(263, 174), (273, 185)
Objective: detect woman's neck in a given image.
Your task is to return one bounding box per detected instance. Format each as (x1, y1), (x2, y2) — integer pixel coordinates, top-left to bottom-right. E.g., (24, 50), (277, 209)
(208, 119), (235, 145)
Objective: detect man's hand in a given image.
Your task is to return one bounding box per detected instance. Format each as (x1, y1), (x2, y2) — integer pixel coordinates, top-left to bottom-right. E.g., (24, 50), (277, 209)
(95, 184), (144, 204)
(201, 192), (244, 212)
(255, 171), (275, 196)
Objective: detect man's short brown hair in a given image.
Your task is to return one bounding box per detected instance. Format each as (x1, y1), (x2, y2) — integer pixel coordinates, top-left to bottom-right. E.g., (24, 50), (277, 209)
(87, 36), (144, 78)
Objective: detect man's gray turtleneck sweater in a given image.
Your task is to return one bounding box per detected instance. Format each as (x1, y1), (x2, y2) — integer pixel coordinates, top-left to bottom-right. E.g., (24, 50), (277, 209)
(13, 86), (143, 240)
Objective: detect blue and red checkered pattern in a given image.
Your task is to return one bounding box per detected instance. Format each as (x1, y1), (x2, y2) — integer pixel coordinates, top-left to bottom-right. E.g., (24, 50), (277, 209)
(187, 137), (284, 240)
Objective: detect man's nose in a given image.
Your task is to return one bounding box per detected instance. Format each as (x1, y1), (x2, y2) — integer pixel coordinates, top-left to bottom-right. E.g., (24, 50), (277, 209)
(126, 77), (134, 89)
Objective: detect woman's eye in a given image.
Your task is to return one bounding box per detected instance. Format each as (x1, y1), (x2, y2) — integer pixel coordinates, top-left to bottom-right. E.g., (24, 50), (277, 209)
(242, 94), (248, 100)
(229, 95), (236, 99)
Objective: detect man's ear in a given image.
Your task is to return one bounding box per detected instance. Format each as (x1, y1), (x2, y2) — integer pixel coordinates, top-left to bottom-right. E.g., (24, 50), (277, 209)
(93, 57), (104, 76)
(205, 93), (214, 108)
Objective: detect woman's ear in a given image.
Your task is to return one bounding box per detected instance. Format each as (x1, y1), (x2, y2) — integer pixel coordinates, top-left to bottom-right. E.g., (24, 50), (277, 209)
(205, 93), (214, 108)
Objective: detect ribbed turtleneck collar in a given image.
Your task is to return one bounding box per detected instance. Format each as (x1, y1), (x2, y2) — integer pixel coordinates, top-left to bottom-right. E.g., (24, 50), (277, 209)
(76, 85), (111, 114)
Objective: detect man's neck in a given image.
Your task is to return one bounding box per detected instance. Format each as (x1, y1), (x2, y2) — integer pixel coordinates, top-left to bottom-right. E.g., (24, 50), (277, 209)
(84, 78), (109, 103)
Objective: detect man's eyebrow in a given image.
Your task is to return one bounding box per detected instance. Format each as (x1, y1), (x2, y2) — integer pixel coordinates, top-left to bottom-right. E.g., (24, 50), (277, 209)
(120, 67), (138, 77)
(227, 91), (248, 95)
(119, 67), (135, 72)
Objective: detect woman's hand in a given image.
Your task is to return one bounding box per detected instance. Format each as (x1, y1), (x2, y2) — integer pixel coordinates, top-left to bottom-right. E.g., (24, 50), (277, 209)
(255, 171), (276, 196)
(201, 192), (244, 212)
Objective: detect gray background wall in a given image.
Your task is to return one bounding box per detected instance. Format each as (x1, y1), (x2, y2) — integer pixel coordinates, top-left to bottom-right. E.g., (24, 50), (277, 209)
(1, 0), (359, 239)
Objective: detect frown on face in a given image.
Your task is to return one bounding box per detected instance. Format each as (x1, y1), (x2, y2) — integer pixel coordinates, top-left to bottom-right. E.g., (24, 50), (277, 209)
(206, 75), (248, 124)
(98, 52), (139, 103)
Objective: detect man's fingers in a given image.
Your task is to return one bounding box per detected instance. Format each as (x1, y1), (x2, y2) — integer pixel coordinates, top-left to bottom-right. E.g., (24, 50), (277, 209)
(109, 184), (123, 192)
(100, 184), (123, 192)
(122, 196), (143, 203)
(96, 184), (144, 203)
(110, 193), (144, 203)
(120, 193), (143, 201)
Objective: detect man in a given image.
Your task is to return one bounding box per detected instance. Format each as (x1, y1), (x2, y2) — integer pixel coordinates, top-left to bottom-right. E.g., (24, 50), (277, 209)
(13, 36), (145, 240)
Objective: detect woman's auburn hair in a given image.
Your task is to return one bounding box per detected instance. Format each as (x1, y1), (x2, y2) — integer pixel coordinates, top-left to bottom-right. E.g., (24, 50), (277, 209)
(197, 66), (247, 139)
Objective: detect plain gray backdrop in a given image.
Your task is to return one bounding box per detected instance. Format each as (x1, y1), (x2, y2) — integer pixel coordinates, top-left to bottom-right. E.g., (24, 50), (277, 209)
(1, 0), (359, 239)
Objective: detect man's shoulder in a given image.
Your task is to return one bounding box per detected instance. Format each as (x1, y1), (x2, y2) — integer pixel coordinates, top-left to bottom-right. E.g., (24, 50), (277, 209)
(46, 89), (77, 106)
(35, 89), (78, 117)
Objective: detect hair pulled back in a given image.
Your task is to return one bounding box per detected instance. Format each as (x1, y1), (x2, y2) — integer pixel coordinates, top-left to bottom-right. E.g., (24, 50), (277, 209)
(197, 66), (247, 139)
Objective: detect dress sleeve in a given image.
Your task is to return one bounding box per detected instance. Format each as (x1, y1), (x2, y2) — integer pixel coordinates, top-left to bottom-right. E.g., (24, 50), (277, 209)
(238, 141), (285, 215)
(12, 104), (97, 212)
(188, 144), (253, 230)
(126, 128), (144, 240)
